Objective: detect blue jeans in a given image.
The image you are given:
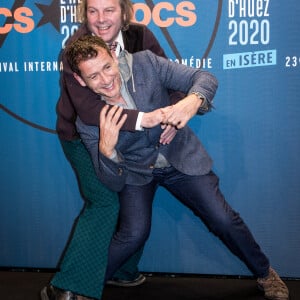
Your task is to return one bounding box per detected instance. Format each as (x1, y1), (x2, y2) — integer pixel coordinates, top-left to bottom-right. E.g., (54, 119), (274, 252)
(105, 167), (270, 280)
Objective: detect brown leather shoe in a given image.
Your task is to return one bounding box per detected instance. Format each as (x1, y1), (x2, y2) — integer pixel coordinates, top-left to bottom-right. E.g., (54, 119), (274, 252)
(257, 267), (289, 300)
(41, 285), (94, 300)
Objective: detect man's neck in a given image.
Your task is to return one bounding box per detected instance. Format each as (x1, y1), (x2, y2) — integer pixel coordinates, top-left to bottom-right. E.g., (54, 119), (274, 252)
(102, 95), (126, 106)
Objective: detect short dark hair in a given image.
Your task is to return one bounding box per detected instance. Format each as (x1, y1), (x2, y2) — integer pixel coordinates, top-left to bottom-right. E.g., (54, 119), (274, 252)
(64, 35), (112, 75)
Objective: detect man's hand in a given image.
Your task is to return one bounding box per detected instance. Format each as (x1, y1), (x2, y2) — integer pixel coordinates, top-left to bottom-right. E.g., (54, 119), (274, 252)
(160, 124), (177, 145)
(161, 94), (203, 129)
(140, 108), (164, 128)
(99, 105), (127, 158)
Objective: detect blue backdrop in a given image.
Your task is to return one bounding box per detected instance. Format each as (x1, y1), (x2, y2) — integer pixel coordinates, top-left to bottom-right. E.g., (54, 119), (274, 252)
(1, 0), (299, 278)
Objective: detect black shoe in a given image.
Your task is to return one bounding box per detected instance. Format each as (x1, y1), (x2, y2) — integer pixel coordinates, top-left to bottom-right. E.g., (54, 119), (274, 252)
(106, 273), (146, 287)
(41, 285), (93, 300)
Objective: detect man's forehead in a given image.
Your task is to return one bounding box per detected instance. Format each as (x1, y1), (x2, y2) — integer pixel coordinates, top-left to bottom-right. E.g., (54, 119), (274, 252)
(79, 48), (112, 72)
(87, 0), (120, 8)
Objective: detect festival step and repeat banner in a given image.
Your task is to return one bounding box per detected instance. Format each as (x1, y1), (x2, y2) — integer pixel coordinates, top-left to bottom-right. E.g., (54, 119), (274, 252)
(1, 1), (299, 277)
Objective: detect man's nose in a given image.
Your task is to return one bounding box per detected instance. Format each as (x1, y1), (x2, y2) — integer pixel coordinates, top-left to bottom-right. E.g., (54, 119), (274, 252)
(97, 12), (105, 23)
(99, 73), (111, 85)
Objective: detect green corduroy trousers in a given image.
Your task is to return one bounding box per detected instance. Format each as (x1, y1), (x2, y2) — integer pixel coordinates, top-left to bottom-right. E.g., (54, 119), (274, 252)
(51, 139), (142, 299)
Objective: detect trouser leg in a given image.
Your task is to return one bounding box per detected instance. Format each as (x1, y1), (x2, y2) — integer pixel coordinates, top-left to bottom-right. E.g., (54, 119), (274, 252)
(112, 248), (144, 280)
(105, 182), (157, 280)
(51, 202), (118, 299)
(155, 167), (270, 278)
(51, 140), (119, 299)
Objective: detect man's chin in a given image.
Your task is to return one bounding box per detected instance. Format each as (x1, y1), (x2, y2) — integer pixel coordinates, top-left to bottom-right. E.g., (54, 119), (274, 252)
(94, 29), (113, 42)
(101, 93), (120, 103)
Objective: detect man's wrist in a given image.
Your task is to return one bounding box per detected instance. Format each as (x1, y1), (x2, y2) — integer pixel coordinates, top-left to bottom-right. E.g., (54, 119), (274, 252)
(191, 92), (209, 112)
(141, 110), (162, 128)
(99, 144), (114, 158)
(140, 112), (150, 127)
(109, 149), (120, 162)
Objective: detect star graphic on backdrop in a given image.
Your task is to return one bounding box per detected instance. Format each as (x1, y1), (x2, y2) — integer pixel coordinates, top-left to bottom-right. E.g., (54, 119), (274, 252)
(35, 0), (60, 32)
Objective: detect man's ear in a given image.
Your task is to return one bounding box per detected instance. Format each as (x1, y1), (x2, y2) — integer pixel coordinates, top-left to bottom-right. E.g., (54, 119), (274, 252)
(73, 72), (87, 87)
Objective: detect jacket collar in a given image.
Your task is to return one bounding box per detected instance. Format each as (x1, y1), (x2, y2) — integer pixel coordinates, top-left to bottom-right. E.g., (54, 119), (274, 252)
(118, 50), (132, 81)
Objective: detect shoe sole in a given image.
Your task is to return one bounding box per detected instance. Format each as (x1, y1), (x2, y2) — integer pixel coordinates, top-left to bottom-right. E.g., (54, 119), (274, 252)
(40, 287), (49, 300)
(106, 274), (146, 287)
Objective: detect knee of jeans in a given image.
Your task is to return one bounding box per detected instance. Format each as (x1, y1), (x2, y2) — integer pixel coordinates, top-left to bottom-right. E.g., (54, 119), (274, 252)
(208, 210), (242, 235)
(133, 225), (151, 244)
(116, 222), (150, 246)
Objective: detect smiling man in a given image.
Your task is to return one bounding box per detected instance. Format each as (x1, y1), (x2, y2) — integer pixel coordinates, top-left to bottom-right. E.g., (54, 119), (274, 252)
(44, 0), (185, 299)
(72, 46), (123, 103)
(84, 0), (125, 43)
(70, 35), (289, 300)
(44, 1), (178, 300)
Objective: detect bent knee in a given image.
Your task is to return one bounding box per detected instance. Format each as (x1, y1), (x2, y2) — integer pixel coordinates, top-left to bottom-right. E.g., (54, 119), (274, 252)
(116, 223), (150, 246)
